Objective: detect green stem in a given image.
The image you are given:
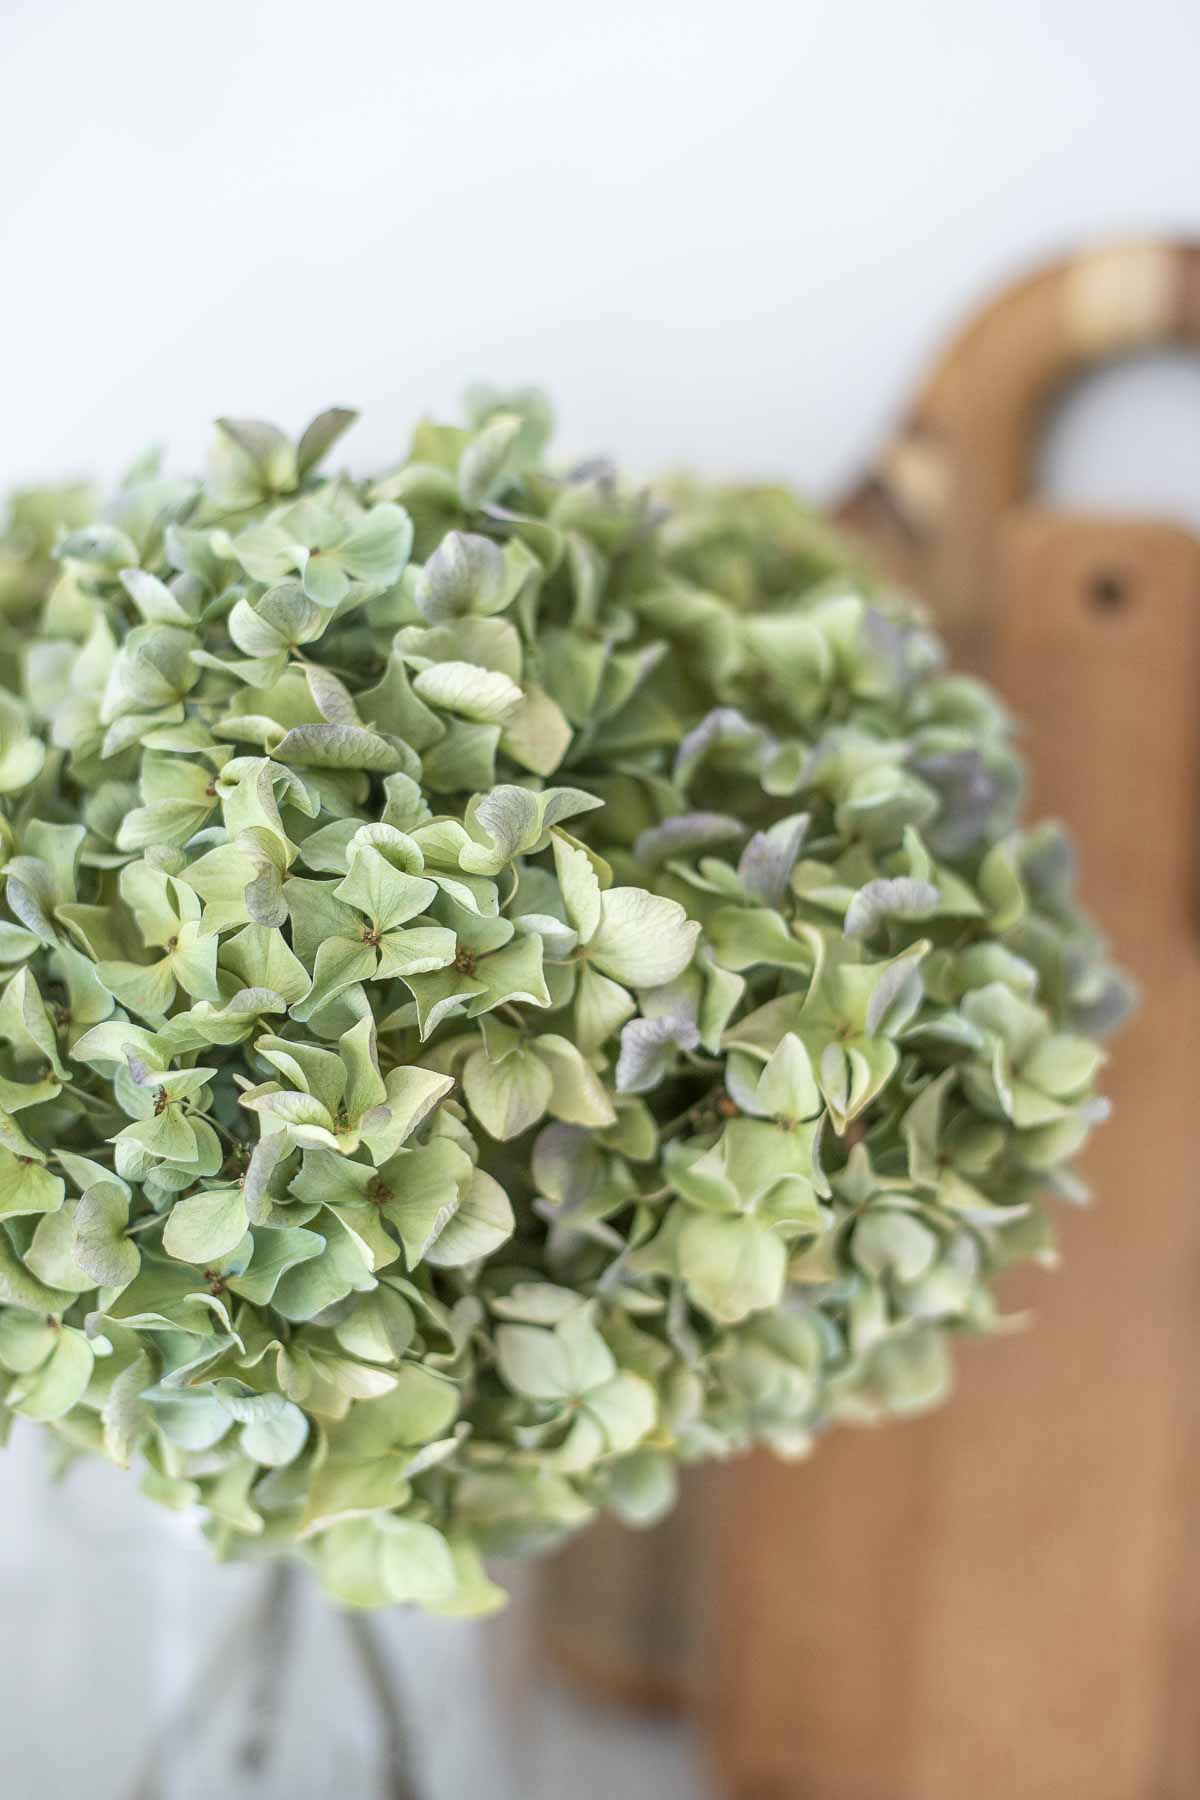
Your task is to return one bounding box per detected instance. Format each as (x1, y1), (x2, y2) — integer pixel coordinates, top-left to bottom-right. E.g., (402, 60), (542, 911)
(189, 1109), (244, 1151)
(656, 1104), (701, 1143)
(62, 1082), (114, 1117)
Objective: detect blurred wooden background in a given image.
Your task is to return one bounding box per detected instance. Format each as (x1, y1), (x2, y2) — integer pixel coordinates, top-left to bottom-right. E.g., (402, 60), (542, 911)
(543, 240), (1200, 1799)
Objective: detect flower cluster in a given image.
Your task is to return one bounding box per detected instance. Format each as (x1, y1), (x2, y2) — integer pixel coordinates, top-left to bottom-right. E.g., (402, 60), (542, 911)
(0, 398), (1127, 1612)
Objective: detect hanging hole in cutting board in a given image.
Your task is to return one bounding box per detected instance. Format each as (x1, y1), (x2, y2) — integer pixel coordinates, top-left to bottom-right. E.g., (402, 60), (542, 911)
(1085, 569), (1132, 615)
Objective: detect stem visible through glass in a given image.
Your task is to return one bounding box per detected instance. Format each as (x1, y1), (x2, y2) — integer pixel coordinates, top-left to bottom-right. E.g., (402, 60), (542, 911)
(123, 1560), (426, 1799)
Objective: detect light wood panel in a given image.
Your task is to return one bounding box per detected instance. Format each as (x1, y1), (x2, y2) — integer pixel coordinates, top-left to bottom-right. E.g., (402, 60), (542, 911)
(713, 513), (1200, 1798)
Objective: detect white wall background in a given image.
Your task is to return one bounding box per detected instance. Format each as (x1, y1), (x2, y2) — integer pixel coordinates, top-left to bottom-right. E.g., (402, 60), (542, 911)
(2, 0), (1199, 517)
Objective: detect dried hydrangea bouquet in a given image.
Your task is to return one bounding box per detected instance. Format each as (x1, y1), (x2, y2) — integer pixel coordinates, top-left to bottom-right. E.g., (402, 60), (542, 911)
(0, 398), (1124, 1723)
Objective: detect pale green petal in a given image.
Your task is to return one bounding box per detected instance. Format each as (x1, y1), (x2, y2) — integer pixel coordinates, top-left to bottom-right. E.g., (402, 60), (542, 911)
(422, 1168), (513, 1267)
(163, 1186), (250, 1264)
(8, 1327), (94, 1421)
(412, 661), (523, 724)
(588, 888), (700, 989)
(677, 1214), (786, 1323)
(463, 1045), (553, 1140)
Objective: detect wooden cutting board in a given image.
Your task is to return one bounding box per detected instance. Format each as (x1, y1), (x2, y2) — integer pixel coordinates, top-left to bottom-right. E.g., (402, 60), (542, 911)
(542, 240), (1200, 1800)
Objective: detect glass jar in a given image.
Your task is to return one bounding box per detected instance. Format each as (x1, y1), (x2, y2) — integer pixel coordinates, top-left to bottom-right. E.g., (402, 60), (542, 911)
(0, 1425), (533, 1799)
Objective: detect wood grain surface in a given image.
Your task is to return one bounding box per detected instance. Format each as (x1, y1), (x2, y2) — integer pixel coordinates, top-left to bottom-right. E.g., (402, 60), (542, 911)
(712, 513), (1200, 1798)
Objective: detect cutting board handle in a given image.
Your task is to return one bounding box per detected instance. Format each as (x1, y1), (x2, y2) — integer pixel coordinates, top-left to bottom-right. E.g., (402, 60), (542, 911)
(839, 239), (1200, 650)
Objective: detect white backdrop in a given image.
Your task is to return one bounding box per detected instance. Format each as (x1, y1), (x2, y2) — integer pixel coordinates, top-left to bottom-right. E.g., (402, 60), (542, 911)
(1, 0), (1199, 516)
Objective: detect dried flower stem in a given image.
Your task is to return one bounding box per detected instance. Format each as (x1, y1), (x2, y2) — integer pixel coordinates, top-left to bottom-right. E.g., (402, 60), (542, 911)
(341, 1610), (426, 1800)
(236, 1560), (299, 1774)
(122, 1564), (426, 1799)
